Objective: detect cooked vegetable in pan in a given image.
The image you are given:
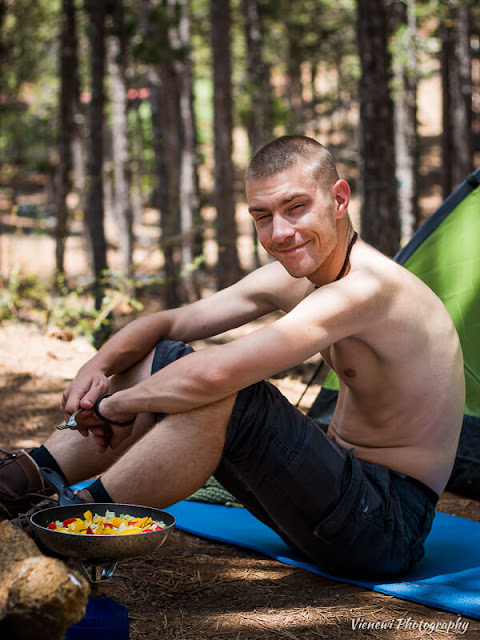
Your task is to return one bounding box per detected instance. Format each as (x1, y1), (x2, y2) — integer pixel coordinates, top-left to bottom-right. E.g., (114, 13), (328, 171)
(46, 509), (166, 535)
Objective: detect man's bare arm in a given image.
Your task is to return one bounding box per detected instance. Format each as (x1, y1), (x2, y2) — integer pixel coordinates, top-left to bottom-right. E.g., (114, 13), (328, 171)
(101, 272), (382, 421)
(62, 261), (308, 416)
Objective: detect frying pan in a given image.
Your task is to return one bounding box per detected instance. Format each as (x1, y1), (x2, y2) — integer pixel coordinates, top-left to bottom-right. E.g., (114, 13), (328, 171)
(30, 468), (175, 563)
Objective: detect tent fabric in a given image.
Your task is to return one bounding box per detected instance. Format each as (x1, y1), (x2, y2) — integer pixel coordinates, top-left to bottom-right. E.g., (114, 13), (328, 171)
(308, 169), (480, 487)
(396, 168), (480, 419)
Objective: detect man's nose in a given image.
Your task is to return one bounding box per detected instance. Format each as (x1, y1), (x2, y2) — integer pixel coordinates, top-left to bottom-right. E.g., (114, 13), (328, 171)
(271, 215), (295, 244)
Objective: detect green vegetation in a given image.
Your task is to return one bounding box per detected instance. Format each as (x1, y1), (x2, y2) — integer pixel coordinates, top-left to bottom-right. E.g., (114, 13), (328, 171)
(0, 270), (143, 343)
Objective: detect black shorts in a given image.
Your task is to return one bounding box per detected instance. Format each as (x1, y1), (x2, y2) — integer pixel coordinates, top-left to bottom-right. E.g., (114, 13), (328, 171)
(152, 339), (438, 579)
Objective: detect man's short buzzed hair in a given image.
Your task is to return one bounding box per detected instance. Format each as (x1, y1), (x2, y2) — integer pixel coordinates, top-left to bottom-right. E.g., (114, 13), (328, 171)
(245, 135), (339, 190)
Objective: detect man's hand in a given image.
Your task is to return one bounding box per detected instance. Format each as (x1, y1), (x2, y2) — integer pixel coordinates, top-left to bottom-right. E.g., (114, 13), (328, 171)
(62, 368), (110, 418)
(61, 367), (112, 443)
(88, 394), (137, 453)
(87, 422), (135, 453)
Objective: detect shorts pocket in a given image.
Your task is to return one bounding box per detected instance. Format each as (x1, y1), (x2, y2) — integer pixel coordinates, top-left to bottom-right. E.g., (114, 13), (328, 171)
(314, 451), (365, 544)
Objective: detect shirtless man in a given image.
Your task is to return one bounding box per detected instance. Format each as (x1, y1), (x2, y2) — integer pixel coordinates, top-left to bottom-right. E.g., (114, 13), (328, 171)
(0, 136), (465, 578)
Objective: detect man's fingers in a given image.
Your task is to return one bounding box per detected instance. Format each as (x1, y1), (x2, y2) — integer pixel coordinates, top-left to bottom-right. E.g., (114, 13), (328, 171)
(90, 425), (110, 441)
(75, 423), (131, 453)
(108, 425), (133, 450)
(63, 373), (109, 417)
(90, 426), (111, 454)
(79, 378), (110, 412)
(63, 379), (95, 416)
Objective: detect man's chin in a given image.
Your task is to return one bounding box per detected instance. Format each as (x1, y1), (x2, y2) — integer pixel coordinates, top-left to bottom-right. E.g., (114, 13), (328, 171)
(278, 260), (314, 280)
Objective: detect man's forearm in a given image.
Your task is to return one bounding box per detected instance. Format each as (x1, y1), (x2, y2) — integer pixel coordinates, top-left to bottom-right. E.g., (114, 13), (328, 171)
(82, 311), (175, 377)
(99, 344), (237, 420)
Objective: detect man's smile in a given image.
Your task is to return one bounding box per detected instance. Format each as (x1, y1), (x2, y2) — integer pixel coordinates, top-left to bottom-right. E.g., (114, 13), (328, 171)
(275, 240), (310, 255)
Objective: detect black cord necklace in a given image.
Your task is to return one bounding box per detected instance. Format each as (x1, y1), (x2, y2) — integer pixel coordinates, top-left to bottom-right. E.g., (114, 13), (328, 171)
(334, 230), (358, 281)
(314, 230), (358, 290)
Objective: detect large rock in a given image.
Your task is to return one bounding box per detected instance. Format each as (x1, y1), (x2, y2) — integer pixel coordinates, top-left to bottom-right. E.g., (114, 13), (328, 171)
(0, 520), (89, 640)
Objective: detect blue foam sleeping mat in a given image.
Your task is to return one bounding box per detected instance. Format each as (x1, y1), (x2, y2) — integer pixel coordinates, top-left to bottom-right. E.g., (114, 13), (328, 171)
(163, 500), (480, 620)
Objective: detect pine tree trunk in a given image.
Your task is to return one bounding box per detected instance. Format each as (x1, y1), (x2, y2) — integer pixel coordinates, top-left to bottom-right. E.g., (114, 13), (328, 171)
(242, 0), (273, 269)
(243, 0), (272, 154)
(451, 1), (473, 187)
(129, 99), (146, 227)
(356, 0), (399, 256)
(0, 0), (5, 278)
(168, 0), (201, 302)
(211, 0), (242, 289)
(107, 0), (135, 282)
(85, 0), (108, 322)
(55, 0), (77, 279)
(149, 67), (180, 309)
(142, 0), (181, 308)
(440, 1), (473, 196)
(159, 39), (182, 307)
(440, 15), (454, 199)
(391, 0), (419, 242)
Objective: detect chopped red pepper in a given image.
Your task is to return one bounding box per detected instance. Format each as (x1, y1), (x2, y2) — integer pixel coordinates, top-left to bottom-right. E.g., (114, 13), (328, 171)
(104, 522), (114, 529)
(63, 517), (76, 527)
(143, 525), (162, 532)
(86, 526), (94, 535)
(47, 522), (57, 530)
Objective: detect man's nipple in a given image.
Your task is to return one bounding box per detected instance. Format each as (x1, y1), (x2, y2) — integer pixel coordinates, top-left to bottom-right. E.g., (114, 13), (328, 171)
(343, 368), (356, 378)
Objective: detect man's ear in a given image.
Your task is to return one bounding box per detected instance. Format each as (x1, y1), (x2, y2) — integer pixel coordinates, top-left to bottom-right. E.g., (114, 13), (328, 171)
(333, 179), (350, 219)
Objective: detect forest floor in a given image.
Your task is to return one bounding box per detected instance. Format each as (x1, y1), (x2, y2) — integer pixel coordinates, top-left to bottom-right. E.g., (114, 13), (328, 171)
(0, 322), (480, 640)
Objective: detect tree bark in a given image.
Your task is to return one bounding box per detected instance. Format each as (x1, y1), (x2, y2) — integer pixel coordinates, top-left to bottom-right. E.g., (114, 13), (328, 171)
(451, 1), (473, 187)
(440, 0), (473, 197)
(440, 14), (454, 199)
(211, 0), (242, 289)
(84, 0), (108, 344)
(141, 0), (181, 308)
(356, 0), (399, 256)
(168, 0), (201, 302)
(159, 10), (182, 307)
(55, 0), (78, 279)
(243, 0), (272, 154)
(107, 0), (135, 282)
(242, 0), (273, 269)
(390, 0), (419, 242)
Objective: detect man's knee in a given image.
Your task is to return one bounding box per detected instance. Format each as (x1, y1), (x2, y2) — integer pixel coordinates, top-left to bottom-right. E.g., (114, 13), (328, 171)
(185, 393), (237, 441)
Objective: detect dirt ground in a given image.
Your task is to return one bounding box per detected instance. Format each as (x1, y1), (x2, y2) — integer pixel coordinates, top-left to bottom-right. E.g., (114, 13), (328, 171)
(1, 322), (480, 640)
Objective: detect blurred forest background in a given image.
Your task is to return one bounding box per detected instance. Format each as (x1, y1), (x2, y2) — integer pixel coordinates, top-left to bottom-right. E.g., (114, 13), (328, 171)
(1, 0), (479, 347)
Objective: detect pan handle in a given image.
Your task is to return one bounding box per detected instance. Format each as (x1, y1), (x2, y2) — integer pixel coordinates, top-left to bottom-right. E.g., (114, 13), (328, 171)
(40, 467), (84, 507)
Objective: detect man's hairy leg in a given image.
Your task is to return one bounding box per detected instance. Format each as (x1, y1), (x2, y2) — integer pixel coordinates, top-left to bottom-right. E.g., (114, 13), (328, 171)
(39, 413), (156, 485)
(101, 394), (237, 508)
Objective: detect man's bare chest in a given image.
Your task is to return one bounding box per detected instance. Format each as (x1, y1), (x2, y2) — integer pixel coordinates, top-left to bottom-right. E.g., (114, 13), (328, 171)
(321, 337), (381, 386)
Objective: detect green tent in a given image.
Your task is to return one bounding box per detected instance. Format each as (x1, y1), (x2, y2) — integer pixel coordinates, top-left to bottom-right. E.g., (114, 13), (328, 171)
(308, 167), (480, 498)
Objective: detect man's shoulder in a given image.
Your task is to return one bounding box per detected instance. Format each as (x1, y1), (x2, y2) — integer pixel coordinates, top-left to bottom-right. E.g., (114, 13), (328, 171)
(341, 243), (413, 299)
(240, 261), (315, 312)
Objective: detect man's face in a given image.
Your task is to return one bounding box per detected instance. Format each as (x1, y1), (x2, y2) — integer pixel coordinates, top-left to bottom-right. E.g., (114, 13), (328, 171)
(246, 162), (339, 280)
